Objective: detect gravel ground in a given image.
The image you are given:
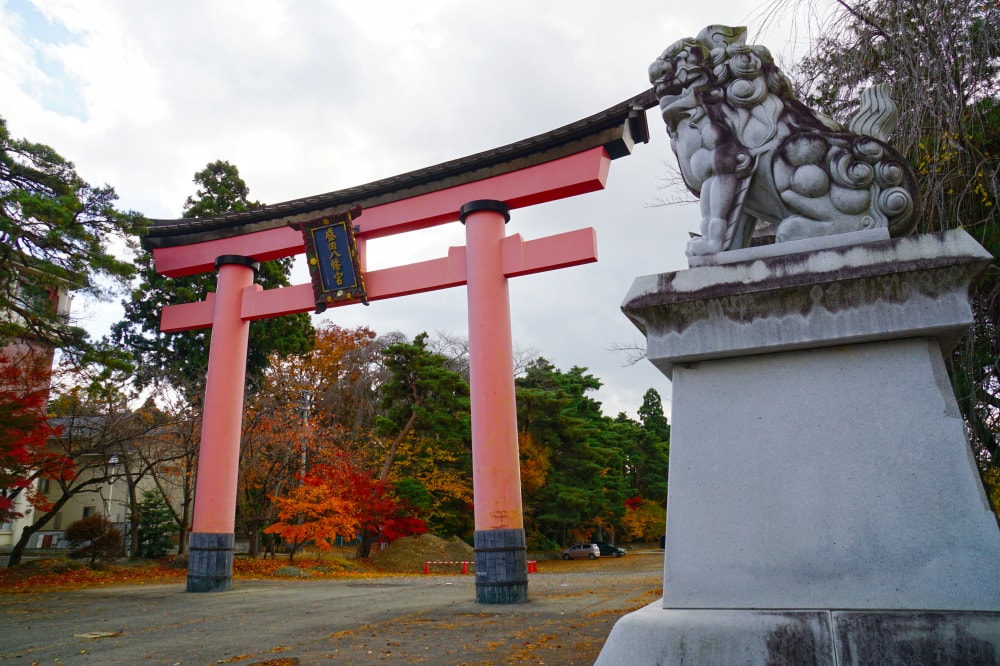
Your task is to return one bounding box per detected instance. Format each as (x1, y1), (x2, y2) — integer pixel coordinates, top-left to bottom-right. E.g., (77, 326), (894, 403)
(0, 549), (663, 665)
(325, 551), (664, 664)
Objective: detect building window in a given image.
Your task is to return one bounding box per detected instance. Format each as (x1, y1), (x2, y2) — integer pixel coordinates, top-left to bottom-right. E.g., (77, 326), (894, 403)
(82, 506), (95, 519)
(39, 478), (50, 493)
(15, 280), (53, 316)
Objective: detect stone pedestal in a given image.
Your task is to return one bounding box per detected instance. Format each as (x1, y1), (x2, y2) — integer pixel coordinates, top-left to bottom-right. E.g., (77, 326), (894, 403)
(186, 532), (234, 593)
(474, 528), (529, 604)
(598, 231), (1000, 664)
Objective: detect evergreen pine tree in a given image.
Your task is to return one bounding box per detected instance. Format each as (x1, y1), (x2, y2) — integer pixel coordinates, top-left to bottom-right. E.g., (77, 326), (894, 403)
(136, 491), (175, 558)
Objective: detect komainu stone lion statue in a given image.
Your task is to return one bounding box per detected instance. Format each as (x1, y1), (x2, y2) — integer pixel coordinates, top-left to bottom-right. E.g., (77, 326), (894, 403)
(649, 25), (918, 257)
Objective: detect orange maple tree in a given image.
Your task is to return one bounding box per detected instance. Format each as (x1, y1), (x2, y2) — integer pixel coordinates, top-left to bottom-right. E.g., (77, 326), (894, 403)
(264, 324), (381, 435)
(265, 455), (427, 561)
(238, 396), (334, 557)
(264, 463), (360, 562)
(238, 325), (379, 557)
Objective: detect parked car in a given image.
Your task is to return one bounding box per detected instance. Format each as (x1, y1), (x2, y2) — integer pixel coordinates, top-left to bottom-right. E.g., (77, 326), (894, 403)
(562, 543), (600, 560)
(594, 542), (626, 557)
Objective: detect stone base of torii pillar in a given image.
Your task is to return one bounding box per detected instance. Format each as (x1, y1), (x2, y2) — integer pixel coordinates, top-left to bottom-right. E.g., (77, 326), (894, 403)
(598, 230), (1000, 664)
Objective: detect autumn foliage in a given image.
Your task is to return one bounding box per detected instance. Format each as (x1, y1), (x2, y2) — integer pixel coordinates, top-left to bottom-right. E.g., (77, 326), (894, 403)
(265, 458), (426, 561)
(619, 496), (667, 542)
(349, 468), (427, 556)
(265, 463), (360, 560)
(0, 347), (72, 522)
(0, 555), (370, 594)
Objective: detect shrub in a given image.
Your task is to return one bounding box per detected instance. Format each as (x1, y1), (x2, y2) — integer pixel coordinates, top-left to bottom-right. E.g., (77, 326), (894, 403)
(65, 514), (123, 564)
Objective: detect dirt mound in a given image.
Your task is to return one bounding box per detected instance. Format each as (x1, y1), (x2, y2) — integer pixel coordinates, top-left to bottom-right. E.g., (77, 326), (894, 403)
(369, 534), (474, 573)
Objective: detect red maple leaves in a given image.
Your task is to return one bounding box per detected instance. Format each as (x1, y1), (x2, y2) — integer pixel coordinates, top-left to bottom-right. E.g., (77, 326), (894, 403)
(265, 455), (425, 559)
(0, 348), (73, 521)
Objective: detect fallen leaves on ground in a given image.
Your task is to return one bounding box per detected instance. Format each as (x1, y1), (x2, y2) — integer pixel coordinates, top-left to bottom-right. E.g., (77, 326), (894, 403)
(0, 553), (379, 594)
(0, 559), (185, 593)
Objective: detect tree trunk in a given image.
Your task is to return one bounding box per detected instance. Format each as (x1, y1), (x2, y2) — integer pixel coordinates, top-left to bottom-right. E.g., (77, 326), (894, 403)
(7, 493), (72, 567)
(247, 528), (259, 558)
(127, 482), (140, 559)
(357, 530), (375, 559)
(379, 410), (418, 482)
(177, 488), (190, 555)
(178, 454), (195, 555)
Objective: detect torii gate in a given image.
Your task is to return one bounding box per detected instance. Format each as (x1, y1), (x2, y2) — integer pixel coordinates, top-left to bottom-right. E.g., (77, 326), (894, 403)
(144, 91), (655, 602)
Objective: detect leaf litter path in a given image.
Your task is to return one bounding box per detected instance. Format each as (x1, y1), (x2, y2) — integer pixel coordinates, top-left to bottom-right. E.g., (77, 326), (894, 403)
(0, 552), (662, 665)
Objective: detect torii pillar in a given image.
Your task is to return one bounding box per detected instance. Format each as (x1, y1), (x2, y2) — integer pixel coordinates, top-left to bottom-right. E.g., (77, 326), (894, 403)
(186, 256), (257, 592)
(462, 200), (527, 603)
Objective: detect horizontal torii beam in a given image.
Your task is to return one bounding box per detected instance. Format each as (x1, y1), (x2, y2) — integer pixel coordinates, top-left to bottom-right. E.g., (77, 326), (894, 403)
(152, 147), (610, 278)
(159, 228), (597, 332)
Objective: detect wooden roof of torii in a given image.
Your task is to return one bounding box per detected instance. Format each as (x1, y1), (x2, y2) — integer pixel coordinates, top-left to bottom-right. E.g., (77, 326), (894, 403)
(142, 89), (658, 250)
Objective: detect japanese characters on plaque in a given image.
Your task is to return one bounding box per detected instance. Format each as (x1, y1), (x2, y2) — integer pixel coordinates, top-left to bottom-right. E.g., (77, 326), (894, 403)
(290, 206), (367, 313)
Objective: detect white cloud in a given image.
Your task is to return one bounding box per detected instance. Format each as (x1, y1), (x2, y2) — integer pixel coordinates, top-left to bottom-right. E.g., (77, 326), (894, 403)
(0, 0), (799, 419)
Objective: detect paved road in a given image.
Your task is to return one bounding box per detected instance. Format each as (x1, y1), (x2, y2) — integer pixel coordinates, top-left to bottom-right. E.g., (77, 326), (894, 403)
(0, 552), (663, 665)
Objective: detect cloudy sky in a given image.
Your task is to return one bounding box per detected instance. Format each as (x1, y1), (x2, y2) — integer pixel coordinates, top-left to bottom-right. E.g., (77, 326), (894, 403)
(0, 0), (804, 419)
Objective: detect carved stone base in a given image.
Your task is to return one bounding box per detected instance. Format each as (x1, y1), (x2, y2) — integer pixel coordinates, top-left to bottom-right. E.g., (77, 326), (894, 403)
(474, 528), (528, 604)
(186, 532), (234, 593)
(596, 605), (1000, 665)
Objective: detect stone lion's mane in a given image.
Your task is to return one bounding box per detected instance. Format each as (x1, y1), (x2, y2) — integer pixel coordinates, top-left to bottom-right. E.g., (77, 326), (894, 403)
(651, 25), (918, 252)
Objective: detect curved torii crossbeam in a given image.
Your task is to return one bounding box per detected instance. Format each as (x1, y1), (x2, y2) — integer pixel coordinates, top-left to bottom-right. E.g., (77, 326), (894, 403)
(145, 90), (656, 600)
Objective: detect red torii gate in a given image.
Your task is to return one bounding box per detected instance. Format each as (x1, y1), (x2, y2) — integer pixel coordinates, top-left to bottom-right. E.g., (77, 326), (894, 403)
(145, 92), (654, 602)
